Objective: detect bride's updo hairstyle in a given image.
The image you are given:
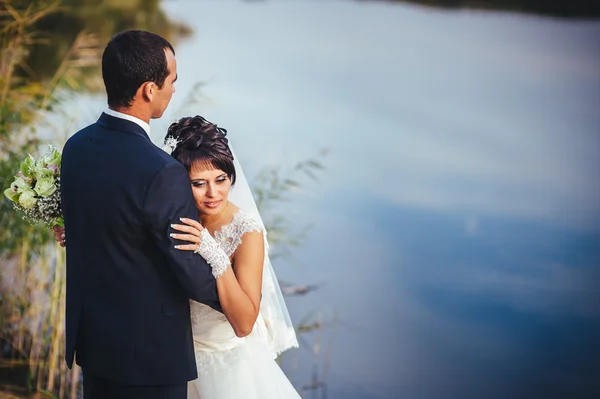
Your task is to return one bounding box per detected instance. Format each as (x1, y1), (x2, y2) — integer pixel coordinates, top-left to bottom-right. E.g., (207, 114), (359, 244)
(166, 115), (236, 185)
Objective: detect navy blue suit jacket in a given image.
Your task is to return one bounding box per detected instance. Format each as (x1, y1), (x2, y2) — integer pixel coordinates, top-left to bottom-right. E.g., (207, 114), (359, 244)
(61, 113), (221, 385)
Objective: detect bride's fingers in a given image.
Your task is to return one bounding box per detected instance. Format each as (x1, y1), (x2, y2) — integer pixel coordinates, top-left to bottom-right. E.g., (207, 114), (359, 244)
(174, 243), (198, 251)
(170, 233), (200, 244)
(170, 223), (201, 236)
(179, 217), (204, 231)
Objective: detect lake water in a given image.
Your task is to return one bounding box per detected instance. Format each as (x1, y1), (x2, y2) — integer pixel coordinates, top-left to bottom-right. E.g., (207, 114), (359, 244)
(76, 1), (600, 397)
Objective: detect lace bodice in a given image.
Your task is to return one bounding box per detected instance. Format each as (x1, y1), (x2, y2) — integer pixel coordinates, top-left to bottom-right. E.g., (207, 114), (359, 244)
(189, 210), (264, 373)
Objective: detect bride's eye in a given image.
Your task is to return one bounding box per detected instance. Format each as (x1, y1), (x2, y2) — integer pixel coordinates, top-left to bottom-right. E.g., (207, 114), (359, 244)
(192, 181), (206, 187)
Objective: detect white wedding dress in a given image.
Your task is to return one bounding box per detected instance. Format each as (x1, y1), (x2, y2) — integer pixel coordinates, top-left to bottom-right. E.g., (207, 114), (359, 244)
(187, 210), (301, 399)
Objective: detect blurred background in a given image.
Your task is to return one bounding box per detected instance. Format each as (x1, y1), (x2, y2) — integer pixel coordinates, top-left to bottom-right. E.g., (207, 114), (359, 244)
(1, 0), (599, 398)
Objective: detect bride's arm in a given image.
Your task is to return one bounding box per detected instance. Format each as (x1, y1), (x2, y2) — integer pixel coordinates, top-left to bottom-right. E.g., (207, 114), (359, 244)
(171, 219), (264, 337)
(215, 231), (264, 337)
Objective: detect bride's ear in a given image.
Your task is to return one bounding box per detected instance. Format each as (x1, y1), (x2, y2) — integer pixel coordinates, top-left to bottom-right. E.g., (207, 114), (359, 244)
(141, 81), (155, 102)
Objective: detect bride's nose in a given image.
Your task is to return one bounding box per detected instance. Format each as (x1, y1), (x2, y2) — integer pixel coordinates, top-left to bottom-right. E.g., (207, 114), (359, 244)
(206, 183), (217, 198)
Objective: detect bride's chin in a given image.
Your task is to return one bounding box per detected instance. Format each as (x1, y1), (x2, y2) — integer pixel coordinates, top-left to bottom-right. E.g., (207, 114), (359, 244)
(199, 205), (223, 217)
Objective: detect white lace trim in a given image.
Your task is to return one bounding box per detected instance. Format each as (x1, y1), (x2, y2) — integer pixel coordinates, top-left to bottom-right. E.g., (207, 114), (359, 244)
(195, 229), (231, 278)
(213, 211), (264, 258)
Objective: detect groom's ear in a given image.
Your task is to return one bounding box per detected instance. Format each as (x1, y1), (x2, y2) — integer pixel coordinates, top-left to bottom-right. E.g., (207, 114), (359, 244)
(141, 81), (155, 102)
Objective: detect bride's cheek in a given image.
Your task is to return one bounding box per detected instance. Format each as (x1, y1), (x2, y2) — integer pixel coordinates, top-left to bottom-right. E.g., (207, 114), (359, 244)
(191, 188), (201, 207)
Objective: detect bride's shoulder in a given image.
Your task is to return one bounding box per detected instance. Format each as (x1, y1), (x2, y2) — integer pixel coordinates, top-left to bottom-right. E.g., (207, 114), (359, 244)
(214, 204), (264, 256)
(229, 205), (263, 235)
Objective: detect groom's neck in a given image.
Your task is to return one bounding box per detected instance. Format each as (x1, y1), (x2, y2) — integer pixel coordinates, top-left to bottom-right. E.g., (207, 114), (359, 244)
(109, 106), (151, 124)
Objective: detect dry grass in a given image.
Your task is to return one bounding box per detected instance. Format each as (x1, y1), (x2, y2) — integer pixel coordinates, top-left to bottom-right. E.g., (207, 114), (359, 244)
(1, 238), (80, 399)
(0, 2), (95, 397)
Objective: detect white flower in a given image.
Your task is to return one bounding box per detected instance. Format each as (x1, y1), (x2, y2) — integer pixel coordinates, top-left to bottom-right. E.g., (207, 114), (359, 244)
(162, 136), (180, 155)
(18, 187), (37, 209)
(41, 145), (61, 168)
(34, 176), (57, 197)
(13, 176), (32, 190)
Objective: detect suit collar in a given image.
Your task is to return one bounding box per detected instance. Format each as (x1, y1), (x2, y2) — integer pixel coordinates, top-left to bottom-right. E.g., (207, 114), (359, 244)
(97, 112), (150, 140)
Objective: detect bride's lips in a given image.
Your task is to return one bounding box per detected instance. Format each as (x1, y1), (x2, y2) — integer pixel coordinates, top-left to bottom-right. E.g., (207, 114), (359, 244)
(204, 200), (221, 209)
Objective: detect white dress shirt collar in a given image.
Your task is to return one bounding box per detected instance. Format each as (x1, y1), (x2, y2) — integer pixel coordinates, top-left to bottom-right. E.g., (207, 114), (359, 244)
(105, 108), (151, 136)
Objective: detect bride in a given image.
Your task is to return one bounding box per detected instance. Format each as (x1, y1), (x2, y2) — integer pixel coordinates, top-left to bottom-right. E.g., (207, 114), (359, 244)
(165, 115), (301, 398)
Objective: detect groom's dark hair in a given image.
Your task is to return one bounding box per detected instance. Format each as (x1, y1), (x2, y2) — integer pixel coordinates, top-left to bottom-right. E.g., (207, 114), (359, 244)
(102, 30), (175, 108)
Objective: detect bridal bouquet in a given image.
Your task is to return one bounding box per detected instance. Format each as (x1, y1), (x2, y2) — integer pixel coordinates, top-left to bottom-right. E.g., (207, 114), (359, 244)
(3, 145), (64, 227)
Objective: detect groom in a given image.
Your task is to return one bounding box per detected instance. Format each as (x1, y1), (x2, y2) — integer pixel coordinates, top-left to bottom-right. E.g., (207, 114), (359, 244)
(59, 30), (220, 399)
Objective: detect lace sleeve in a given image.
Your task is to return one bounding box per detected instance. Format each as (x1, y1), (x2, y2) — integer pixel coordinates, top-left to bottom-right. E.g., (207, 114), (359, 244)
(233, 213), (264, 245)
(214, 211), (264, 258)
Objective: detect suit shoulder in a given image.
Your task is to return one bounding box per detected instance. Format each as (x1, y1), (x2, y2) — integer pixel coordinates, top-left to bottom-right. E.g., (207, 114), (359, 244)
(142, 140), (183, 170)
(63, 123), (97, 150)
(134, 141), (190, 189)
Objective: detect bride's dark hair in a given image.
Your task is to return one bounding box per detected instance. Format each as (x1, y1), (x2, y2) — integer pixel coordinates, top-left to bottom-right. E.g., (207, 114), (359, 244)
(166, 115), (236, 184)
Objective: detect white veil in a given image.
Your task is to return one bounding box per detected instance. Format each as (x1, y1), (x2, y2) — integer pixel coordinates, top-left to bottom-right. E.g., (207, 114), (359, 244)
(228, 143), (299, 358)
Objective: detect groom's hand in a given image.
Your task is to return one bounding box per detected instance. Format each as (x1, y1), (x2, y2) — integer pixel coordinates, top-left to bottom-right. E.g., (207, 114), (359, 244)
(170, 218), (204, 251)
(52, 225), (66, 247)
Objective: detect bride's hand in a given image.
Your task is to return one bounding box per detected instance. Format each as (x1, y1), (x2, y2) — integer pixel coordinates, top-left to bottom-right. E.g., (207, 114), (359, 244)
(171, 218), (205, 251)
(52, 225), (66, 247)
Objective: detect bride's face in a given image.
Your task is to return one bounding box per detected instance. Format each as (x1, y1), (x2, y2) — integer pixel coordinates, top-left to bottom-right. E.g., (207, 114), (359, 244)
(188, 165), (232, 216)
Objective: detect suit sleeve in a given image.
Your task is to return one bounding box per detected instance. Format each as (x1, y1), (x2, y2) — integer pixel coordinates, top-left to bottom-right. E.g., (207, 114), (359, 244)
(142, 161), (222, 311)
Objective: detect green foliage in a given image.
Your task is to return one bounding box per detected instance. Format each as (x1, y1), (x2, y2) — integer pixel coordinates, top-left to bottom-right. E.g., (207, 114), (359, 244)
(2, 0), (190, 94)
(0, 2), (100, 256)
